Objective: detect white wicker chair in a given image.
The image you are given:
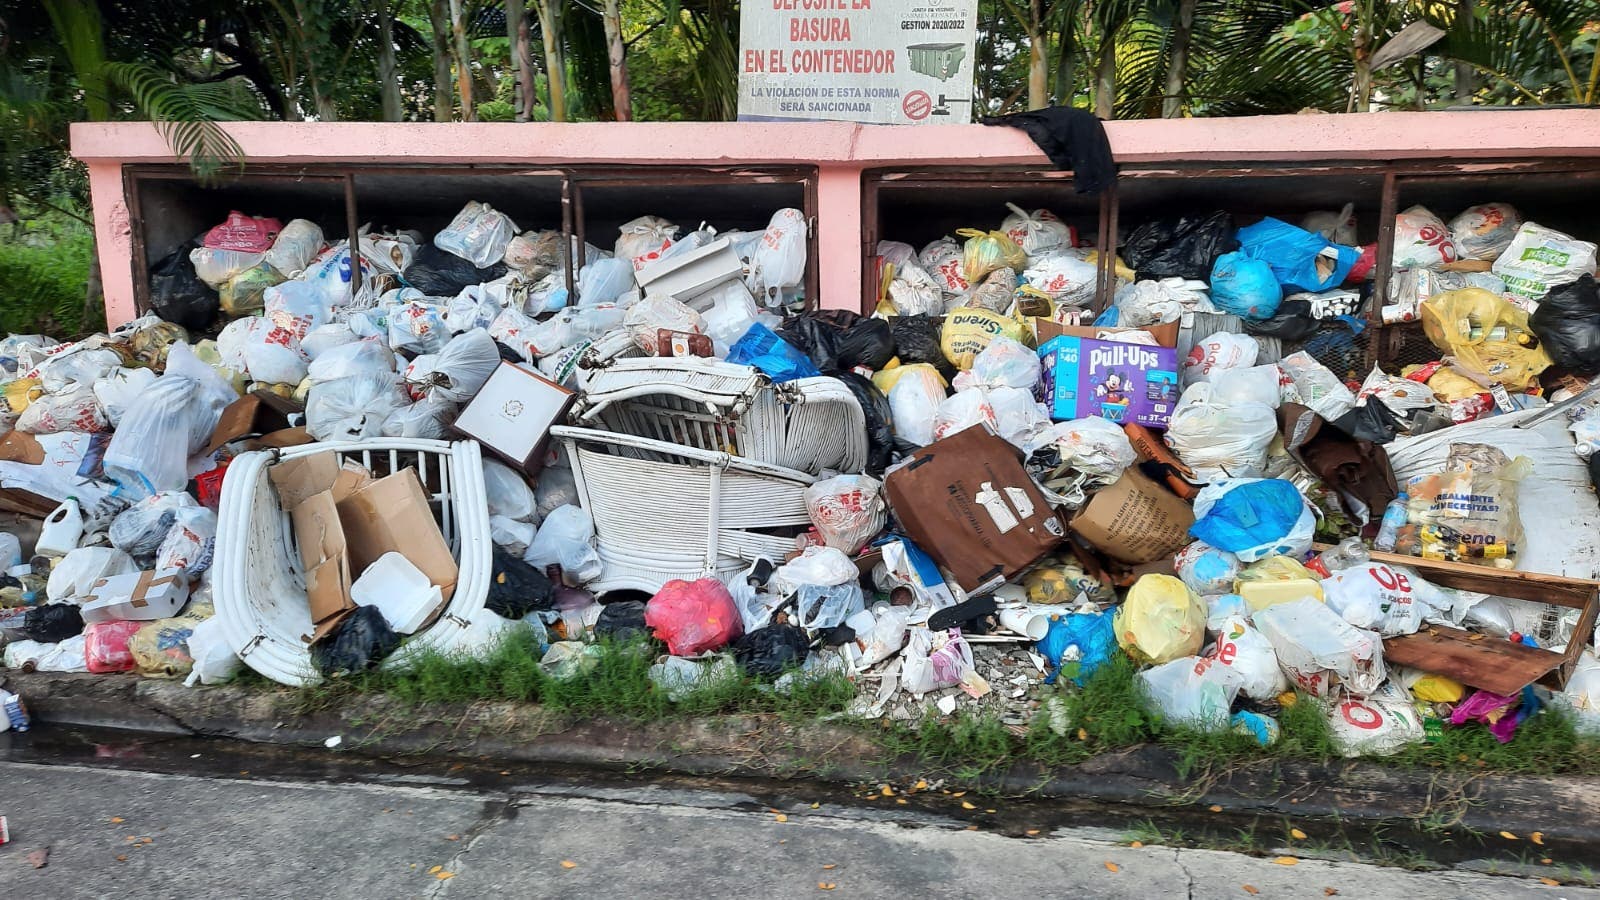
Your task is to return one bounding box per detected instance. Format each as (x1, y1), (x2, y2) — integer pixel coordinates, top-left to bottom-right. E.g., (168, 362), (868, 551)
(212, 439), (492, 687)
(572, 356), (867, 476)
(549, 424), (816, 594)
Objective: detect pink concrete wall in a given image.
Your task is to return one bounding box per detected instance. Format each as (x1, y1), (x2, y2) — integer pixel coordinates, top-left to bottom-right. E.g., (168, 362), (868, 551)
(71, 111), (1600, 326)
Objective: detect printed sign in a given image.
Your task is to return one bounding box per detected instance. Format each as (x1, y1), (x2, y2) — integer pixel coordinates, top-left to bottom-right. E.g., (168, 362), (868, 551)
(737, 0), (978, 124)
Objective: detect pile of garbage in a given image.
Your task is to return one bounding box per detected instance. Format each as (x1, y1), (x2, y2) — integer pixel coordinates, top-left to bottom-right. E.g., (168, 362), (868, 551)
(2, 195), (1600, 758)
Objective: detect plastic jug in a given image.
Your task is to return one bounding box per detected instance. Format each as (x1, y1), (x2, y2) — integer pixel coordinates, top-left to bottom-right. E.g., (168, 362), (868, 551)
(36, 497), (85, 558)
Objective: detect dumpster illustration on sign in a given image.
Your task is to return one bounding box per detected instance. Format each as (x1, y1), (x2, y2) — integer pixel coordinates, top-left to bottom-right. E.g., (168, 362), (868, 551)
(906, 43), (966, 82)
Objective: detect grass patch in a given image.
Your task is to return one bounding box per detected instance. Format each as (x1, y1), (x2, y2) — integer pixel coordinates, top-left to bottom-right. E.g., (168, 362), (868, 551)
(1388, 706), (1600, 777)
(291, 631), (857, 725)
(0, 210), (101, 337)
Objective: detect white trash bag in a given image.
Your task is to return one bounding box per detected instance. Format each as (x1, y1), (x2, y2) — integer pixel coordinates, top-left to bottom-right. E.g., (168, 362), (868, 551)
(1001, 203), (1075, 258)
(1253, 598), (1386, 698)
(483, 459), (537, 522)
(380, 394), (457, 439)
(434, 201), (518, 268)
(263, 218), (325, 278)
(1175, 540), (1241, 596)
(305, 373), (407, 441)
(1138, 655), (1243, 729)
(1023, 253), (1099, 306)
(489, 515), (537, 556)
(754, 208), (808, 292)
(953, 336), (1040, 391)
(1280, 351), (1357, 420)
(523, 504), (602, 583)
(1181, 331), (1258, 387)
(1326, 681), (1426, 757)
(1448, 203), (1520, 261)
(804, 474), (887, 554)
(887, 262), (945, 316)
(1204, 616), (1286, 702)
(615, 215), (679, 270)
(1164, 383), (1277, 482)
(919, 237), (970, 297)
(183, 615), (244, 686)
(1321, 562), (1451, 637)
(388, 300), (451, 355)
(1492, 221), (1599, 302)
(405, 328), (500, 403)
(307, 336), (396, 384)
(772, 546), (858, 595)
(46, 546), (138, 602)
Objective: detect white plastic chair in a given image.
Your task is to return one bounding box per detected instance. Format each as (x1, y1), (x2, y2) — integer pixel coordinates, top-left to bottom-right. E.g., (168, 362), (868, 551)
(212, 438), (492, 687)
(572, 356), (867, 476)
(549, 424), (816, 594)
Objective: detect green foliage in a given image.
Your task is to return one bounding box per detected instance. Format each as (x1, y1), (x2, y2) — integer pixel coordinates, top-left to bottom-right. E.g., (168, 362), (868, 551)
(0, 209), (100, 337)
(106, 61), (262, 185)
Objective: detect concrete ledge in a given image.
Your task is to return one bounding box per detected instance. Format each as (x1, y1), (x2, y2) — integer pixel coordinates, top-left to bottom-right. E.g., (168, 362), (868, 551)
(12, 670), (1600, 853)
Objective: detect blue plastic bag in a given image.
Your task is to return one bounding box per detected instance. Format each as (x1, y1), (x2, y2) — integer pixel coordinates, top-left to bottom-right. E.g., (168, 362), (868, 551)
(1210, 251), (1281, 320)
(1036, 611), (1117, 686)
(1189, 478), (1314, 562)
(726, 322), (822, 383)
(1236, 217), (1360, 294)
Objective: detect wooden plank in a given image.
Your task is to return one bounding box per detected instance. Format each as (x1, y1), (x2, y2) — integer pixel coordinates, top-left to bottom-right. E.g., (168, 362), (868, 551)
(1383, 625), (1563, 696)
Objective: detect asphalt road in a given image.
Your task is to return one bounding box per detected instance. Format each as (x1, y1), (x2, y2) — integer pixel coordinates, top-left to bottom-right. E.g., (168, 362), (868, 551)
(1, 756), (1591, 900)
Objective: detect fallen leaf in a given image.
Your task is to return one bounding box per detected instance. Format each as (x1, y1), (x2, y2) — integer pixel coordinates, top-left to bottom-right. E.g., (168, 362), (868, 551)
(1324, 889), (1339, 896)
(1531, 831), (1545, 845)
(1291, 828), (1307, 840)
(985, 809), (997, 814)
(109, 817), (124, 824)
(1541, 858), (1554, 865)
(775, 814), (789, 823)
(865, 795), (879, 802)
(895, 798), (908, 806)
(115, 855), (128, 862)
(1130, 841), (1144, 849)
(435, 872), (455, 881)
(1500, 831), (1518, 840)
(499, 771), (510, 776)
(881, 785), (894, 796)
(1104, 861), (1120, 873)
(142, 839), (153, 845)
(1077, 728), (1088, 741)
(1026, 830), (1041, 836)
(560, 860), (578, 869)
(1243, 886), (1260, 895)
(429, 865), (443, 874)
(818, 883), (836, 891)
(1209, 805), (1223, 813)
(1541, 878), (1560, 887)
(1272, 857), (1299, 866)
(1468, 633), (1486, 641)
(951, 791), (967, 798)
(965, 825), (979, 831)
(810, 803), (821, 809)
(822, 864), (837, 870)
(915, 780), (928, 790)
(961, 801), (977, 810)
(445, 835), (460, 842)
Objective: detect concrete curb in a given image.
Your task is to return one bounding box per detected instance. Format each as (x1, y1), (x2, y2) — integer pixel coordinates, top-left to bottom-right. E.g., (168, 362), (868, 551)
(11, 670), (1600, 853)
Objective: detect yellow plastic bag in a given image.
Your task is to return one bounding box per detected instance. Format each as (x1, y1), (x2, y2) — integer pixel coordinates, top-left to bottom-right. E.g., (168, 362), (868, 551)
(957, 228), (1027, 285)
(128, 612), (207, 679)
(2, 378), (43, 416)
(1114, 574), (1205, 664)
(1234, 555), (1325, 611)
(1420, 288), (1551, 390)
(1404, 444), (1532, 568)
(219, 262), (286, 318)
(1082, 250), (1136, 283)
(941, 307), (1027, 370)
(1024, 558), (1115, 606)
(1412, 673), (1465, 703)
(872, 360), (946, 396)
(1420, 365), (1487, 403)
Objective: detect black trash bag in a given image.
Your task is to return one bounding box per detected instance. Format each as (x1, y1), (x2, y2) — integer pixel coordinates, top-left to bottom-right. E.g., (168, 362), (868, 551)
(889, 315), (955, 378)
(594, 600), (649, 642)
(779, 310), (895, 373)
(833, 372), (894, 476)
(732, 622), (810, 679)
(928, 596), (998, 632)
(1244, 298), (1319, 343)
(21, 602), (84, 643)
(1531, 274), (1600, 376)
(485, 547), (556, 619)
(1332, 398), (1402, 445)
(311, 606), (402, 677)
(1121, 211), (1238, 282)
(149, 239), (220, 331)
(403, 244), (509, 296)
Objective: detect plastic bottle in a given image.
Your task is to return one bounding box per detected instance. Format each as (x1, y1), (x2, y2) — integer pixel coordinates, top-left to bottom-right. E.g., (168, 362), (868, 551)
(1374, 493), (1410, 553)
(35, 496), (84, 558)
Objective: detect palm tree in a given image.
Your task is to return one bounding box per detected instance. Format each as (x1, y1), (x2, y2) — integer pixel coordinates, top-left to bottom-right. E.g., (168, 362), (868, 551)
(1431, 0), (1600, 105)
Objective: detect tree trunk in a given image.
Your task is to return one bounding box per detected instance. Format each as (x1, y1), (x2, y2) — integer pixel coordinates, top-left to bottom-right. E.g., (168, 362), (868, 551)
(1094, 39), (1116, 118)
(1024, 0), (1046, 109)
(1451, 0), (1476, 103)
(507, 0), (536, 121)
(375, 0), (404, 121)
(1161, 0), (1195, 117)
(448, 0), (475, 120)
(428, 0), (454, 120)
(602, 0), (632, 120)
(1350, 11), (1372, 113)
(1053, 14), (1076, 106)
(535, 0), (568, 121)
(83, 239), (103, 333)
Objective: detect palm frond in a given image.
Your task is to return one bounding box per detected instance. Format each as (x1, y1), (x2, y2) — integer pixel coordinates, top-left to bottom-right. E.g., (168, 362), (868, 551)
(105, 61), (262, 185)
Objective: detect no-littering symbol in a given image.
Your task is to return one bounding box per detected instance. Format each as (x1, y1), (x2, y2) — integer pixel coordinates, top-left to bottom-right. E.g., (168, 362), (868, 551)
(903, 91), (932, 121)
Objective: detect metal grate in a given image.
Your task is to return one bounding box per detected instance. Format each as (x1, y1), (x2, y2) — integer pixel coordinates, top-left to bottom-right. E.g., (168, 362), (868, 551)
(1373, 321), (1444, 376)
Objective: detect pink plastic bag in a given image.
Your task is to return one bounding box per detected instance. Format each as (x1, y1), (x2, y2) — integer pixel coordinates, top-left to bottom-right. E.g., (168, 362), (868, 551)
(644, 578), (743, 656)
(85, 620), (144, 673)
(204, 211), (284, 253)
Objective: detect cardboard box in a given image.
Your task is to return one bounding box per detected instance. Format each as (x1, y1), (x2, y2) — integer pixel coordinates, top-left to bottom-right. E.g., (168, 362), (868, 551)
(295, 491), (353, 642)
(884, 425), (1065, 594)
(336, 468), (457, 611)
(1038, 335), (1180, 429)
(1070, 468), (1195, 565)
(269, 452), (340, 510)
(80, 568), (191, 624)
(204, 394), (301, 456)
(451, 361), (577, 474)
(1033, 319), (1181, 349)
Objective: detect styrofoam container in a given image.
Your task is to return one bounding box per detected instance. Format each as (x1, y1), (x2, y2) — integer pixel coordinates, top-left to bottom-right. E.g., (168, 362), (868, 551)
(351, 551), (443, 635)
(79, 568), (190, 624)
(635, 237), (743, 301)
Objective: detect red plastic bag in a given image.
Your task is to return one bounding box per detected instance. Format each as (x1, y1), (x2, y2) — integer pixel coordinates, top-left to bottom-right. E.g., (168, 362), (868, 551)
(84, 620), (144, 673)
(644, 578), (743, 656)
(204, 211), (283, 253)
